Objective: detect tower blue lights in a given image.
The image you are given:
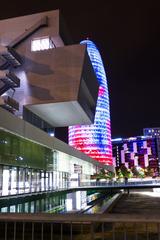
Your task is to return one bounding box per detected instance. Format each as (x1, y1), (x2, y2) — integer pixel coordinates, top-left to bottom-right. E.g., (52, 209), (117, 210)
(69, 40), (112, 165)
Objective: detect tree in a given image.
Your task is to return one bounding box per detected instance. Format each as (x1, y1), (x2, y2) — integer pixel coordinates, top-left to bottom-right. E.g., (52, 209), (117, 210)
(106, 170), (115, 180)
(131, 166), (140, 177)
(120, 164), (133, 179)
(131, 166), (145, 178)
(144, 166), (154, 177)
(91, 168), (115, 181)
(115, 167), (123, 181)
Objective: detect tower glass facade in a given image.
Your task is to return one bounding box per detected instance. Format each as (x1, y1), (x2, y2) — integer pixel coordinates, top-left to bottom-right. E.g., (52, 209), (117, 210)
(69, 40), (112, 165)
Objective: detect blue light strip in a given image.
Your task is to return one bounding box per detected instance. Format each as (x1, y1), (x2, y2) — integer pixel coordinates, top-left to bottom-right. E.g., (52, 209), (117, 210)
(69, 40), (112, 165)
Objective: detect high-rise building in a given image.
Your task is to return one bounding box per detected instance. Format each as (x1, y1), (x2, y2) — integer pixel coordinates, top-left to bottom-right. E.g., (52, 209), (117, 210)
(112, 136), (159, 174)
(143, 128), (160, 137)
(69, 40), (112, 165)
(143, 127), (160, 171)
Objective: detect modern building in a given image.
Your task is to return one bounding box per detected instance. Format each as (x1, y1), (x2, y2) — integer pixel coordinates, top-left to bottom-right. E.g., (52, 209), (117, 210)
(0, 10), (114, 197)
(143, 127), (160, 171)
(0, 107), (112, 197)
(143, 127), (160, 137)
(69, 40), (112, 166)
(112, 136), (159, 174)
(0, 10), (99, 128)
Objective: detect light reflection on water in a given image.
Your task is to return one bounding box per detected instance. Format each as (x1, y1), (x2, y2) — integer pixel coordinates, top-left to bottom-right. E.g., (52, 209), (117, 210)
(0, 191), (106, 214)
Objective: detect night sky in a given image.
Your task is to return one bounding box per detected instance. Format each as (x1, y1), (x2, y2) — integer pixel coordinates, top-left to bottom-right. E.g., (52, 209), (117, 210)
(1, 0), (160, 138)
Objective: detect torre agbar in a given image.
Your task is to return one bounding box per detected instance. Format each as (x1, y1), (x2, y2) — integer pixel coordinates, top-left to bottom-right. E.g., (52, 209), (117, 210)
(69, 40), (113, 165)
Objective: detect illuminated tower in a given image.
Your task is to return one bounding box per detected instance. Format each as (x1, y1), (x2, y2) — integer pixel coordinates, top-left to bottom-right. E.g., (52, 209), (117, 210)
(69, 40), (112, 165)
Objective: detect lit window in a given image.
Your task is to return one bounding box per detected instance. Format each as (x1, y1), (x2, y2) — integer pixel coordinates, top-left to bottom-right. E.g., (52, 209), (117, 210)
(31, 37), (54, 51)
(49, 132), (54, 137)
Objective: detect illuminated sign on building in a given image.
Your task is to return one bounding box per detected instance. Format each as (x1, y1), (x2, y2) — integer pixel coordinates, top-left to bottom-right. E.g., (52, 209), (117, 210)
(74, 164), (82, 174)
(69, 40), (112, 165)
(112, 136), (159, 173)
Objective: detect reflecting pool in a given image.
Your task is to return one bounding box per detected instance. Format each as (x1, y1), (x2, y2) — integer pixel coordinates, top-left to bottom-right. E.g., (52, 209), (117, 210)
(0, 190), (112, 214)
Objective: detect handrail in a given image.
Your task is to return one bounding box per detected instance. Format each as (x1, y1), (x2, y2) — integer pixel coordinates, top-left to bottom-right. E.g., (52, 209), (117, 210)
(79, 180), (160, 188)
(0, 213), (160, 223)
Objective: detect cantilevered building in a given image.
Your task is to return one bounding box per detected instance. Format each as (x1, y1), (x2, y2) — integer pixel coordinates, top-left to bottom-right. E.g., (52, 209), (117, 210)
(0, 10), (114, 198)
(0, 10), (99, 128)
(69, 40), (112, 165)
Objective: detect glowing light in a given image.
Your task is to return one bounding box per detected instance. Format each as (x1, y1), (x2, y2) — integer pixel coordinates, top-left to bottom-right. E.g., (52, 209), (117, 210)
(2, 169), (9, 195)
(69, 40), (112, 165)
(31, 37), (54, 51)
(136, 191), (160, 198)
(128, 137), (137, 141)
(112, 138), (123, 142)
(16, 156), (23, 161)
(66, 199), (72, 211)
(49, 132), (54, 137)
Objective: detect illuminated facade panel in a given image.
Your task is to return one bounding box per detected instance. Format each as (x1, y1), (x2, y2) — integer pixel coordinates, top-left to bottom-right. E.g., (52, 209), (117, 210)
(112, 136), (159, 175)
(69, 40), (112, 165)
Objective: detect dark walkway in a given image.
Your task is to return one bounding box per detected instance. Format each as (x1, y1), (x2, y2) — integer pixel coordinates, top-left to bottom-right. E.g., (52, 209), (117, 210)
(111, 191), (160, 214)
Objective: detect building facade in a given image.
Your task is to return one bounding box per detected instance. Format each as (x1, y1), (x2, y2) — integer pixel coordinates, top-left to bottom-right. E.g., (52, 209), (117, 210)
(143, 128), (160, 137)
(143, 127), (160, 172)
(0, 10), (99, 128)
(112, 136), (159, 174)
(0, 107), (113, 197)
(0, 10), (114, 197)
(69, 40), (112, 166)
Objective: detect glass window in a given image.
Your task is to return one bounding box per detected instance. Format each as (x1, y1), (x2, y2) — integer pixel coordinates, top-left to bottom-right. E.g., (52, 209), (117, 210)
(31, 37), (54, 51)
(2, 166), (9, 196)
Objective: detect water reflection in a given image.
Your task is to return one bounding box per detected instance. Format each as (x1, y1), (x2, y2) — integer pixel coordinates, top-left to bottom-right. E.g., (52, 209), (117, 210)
(86, 196), (111, 214)
(0, 191), (104, 214)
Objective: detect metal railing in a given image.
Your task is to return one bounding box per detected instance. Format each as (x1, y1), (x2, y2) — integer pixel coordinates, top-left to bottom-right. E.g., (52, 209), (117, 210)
(0, 213), (160, 240)
(79, 179), (160, 188)
(0, 178), (160, 200)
